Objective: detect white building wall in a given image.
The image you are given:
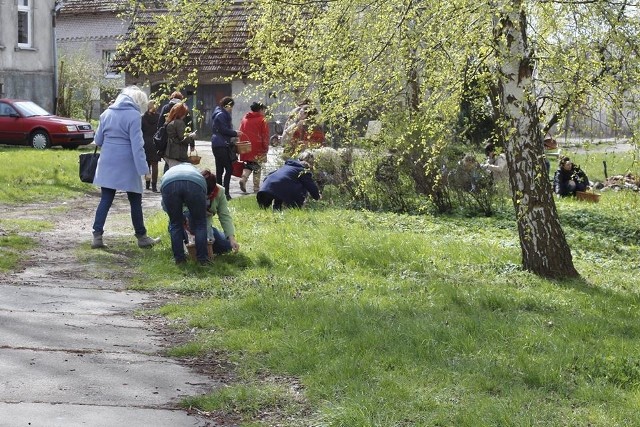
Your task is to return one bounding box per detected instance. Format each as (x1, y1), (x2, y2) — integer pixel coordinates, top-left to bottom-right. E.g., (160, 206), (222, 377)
(0, 0), (56, 111)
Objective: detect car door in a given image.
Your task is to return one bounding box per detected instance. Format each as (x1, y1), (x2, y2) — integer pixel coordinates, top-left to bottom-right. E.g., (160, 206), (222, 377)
(0, 101), (26, 144)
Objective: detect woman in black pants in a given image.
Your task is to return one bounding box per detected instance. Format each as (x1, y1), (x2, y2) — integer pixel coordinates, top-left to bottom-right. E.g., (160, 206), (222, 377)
(210, 96), (242, 200)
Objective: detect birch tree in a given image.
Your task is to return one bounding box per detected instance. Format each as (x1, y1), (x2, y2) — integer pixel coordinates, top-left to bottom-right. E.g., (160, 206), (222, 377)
(491, 2), (578, 277)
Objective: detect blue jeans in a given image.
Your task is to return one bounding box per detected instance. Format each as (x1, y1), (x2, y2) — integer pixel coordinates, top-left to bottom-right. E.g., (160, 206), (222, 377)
(210, 226), (232, 254)
(161, 180), (208, 262)
(183, 213), (233, 255)
(93, 187), (146, 236)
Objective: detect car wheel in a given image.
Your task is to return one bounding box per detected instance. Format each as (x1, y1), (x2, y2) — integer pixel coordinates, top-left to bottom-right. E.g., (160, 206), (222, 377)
(30, 131), (51, 149)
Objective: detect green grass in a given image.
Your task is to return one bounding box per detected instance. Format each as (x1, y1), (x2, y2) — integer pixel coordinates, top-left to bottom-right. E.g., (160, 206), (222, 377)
(561, 145), (638, 182)
(0, 234), (35, 271)
(0, 218), (55, 233)
(0, 145), (95, 204)
(1, 145), (639, 425)
(0, 219), (51, 271)
(131, 191), (640, 426)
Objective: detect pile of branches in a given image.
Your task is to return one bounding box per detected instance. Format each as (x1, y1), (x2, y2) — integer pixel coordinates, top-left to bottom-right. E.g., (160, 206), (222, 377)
(594, 173), (640, 192)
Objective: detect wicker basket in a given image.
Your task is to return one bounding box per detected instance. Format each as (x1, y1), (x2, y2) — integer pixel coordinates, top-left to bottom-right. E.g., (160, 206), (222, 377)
(576, 191), (600, 203)
(187, 150), (201, 165)
(186, 241), (214, 261)
(236, 141), (251, 154)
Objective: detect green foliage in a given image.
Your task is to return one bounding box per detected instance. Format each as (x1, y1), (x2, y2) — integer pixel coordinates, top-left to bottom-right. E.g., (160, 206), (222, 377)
(343, 147), (426, 213)
(57, 46), (121, 120)
(129, 191), (640, 426)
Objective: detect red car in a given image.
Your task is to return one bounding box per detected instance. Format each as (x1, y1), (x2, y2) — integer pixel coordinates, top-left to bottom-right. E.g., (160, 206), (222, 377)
(0, 99), (94, 149)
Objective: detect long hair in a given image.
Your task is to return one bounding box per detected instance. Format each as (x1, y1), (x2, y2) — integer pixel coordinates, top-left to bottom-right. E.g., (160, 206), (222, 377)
(202, 169), (219, 199)
(166, 102), (188, 123)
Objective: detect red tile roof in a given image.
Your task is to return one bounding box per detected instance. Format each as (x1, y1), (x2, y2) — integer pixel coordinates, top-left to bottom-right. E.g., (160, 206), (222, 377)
(111, 2), (251, 77)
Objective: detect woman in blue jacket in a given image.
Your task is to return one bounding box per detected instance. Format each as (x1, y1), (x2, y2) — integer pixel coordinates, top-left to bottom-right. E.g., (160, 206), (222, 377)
(211, 96), (241, 200)
(91, 86), (160, 249)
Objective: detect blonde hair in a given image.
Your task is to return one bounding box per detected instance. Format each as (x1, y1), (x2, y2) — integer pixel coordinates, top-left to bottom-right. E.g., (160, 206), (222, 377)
(120, 86), (148, 114)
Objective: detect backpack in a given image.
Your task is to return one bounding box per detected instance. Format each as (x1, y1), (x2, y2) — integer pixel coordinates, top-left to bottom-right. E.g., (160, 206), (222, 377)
(153, 124), (168, 156)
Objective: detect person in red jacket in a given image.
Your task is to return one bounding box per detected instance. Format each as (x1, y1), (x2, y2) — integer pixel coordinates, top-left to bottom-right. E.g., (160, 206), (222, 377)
(238, 102), (270, 193)
(282, 104), (325, 159)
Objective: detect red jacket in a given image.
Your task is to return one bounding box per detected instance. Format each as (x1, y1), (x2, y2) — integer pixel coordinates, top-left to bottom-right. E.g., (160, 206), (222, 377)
(239, 111), (269, 162)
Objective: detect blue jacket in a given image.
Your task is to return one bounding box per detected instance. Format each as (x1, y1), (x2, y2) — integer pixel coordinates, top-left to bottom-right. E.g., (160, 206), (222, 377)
(159, 163), (206, 193)
(93, 94), (148, 193)
(258, 160), (321, 207)
(210, 106), (237, 148)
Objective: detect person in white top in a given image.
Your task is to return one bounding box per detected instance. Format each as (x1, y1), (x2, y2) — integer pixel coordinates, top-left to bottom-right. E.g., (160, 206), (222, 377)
(482, 142), (508, 184)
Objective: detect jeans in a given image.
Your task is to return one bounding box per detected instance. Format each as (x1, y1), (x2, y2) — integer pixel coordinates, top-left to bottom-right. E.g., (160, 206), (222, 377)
(212, 145), (233, 196)
(93, 187), (146, 236)
(210, 226), (232, 254)
(183, 212), (233, 255)
(556, 180), (588, 197)
(161, 180), (208, 262)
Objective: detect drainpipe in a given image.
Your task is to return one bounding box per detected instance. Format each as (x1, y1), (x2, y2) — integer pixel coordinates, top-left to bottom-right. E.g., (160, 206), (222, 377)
(52, 1), (62, 114)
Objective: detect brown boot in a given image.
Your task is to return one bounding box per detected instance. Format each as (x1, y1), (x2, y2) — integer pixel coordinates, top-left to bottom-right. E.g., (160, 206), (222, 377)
(239, 169), (251, 193)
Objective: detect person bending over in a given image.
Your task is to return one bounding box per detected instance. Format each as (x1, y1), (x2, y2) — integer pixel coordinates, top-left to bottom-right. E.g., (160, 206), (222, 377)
(256, 151), (321, 210)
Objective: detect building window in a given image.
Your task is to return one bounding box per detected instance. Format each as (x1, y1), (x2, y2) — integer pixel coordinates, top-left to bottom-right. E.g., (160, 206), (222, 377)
(17, 0), (32, 48)
(102, 50), (120, 78)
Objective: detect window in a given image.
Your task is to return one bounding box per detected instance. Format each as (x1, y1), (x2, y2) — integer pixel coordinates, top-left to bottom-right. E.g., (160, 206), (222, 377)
(0, 102), (18, 117)
(17, 0), (32, 48)
(102, 50), (120, 78)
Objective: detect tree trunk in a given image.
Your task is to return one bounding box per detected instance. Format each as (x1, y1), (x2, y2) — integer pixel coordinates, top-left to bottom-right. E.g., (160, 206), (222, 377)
(493, 2), (579, 279)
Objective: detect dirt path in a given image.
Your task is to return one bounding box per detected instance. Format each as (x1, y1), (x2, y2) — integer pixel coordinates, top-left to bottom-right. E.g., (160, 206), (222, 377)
(0, 191), (217, 426)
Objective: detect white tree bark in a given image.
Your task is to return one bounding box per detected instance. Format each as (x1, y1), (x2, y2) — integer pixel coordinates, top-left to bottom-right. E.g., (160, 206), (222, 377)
(493, 1), (579, 278)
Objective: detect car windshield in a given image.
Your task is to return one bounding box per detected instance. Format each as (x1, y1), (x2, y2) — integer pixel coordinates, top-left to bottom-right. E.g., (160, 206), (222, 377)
(14, 101), (51, 117)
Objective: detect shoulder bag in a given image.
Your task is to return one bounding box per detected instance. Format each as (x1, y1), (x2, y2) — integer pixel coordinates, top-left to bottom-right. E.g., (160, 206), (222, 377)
(79, 146), (100, 183)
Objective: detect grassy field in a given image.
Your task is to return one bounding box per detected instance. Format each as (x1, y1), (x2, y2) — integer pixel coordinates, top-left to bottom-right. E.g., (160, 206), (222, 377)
(0, 146), (95, 204)
(0, 145), (69, 268)
(128, 190), (640, 426)
(2, 144), (640, 425)
(560, 144), (638, 183)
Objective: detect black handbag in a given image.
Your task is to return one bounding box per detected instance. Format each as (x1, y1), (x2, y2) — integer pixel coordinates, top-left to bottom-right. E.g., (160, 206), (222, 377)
(79, 147), (100, 183)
